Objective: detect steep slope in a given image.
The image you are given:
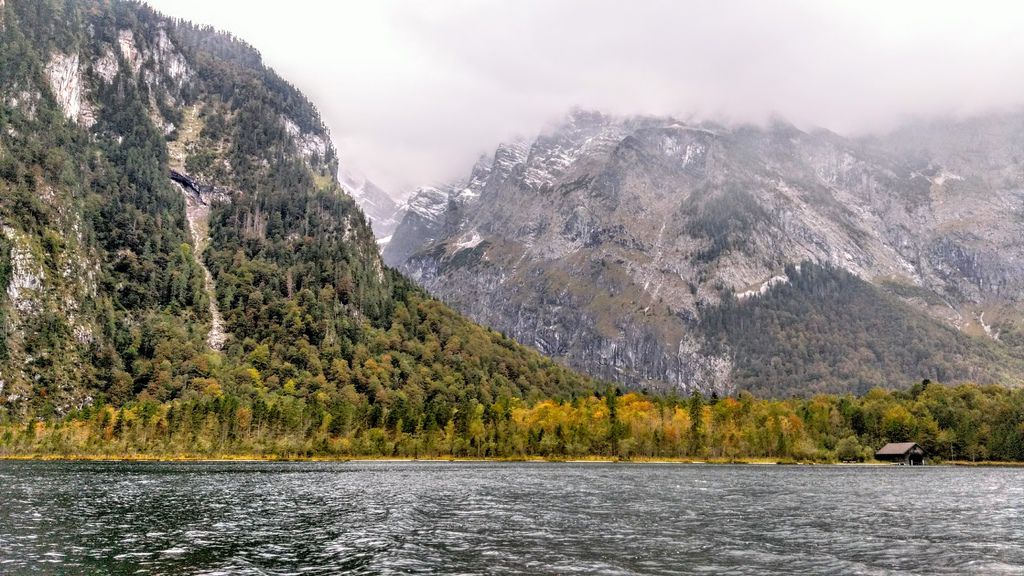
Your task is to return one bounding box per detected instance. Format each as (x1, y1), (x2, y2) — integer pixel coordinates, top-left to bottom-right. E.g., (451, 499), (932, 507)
(381, 186), (449, 266)
(341, 171), (403, 243)
(700, 263), (1018, 395)
(0, 0), (594, 421)
(381, 155), (493, 268)
(390, 110), (1024, 394)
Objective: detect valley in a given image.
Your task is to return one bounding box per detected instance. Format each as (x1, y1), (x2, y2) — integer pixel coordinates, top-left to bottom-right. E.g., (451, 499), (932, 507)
(0, 0), (1021, 468)
(2, 2), (1023, 574)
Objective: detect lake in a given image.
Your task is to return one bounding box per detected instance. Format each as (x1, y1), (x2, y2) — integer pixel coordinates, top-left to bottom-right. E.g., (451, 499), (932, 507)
(0, 461), (1021, 575)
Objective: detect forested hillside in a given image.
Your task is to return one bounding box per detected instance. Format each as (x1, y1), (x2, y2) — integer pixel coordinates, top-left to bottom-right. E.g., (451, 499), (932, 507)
(0, 0), (594, 429)
(700, 263), (1024, 396)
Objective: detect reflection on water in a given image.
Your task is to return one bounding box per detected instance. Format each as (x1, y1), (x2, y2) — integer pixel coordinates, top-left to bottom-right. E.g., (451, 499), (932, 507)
(0, 461), (1021, 575)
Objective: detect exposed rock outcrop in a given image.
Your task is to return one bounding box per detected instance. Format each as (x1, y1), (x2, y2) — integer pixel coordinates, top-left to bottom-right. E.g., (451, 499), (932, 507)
(44, 52), (92, 127)
(382, 186), (450, 266)
(389, 110), (1024, 393)
(173, 178), (227, 351)
(284, 117), (328, 165)
(342, 172), (402, 242)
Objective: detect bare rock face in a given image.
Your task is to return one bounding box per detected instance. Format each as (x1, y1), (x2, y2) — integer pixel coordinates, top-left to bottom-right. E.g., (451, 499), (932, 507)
(94, 47), (119, 83)
(342, 173), (403, 243)
(153, 29), (192, 87)
(382, 186), (451, 267)
(44, 52), (86, 125)
(41, 25), (198, 135)
(389, 110), (1024, 393)
(3, 226), (45, 316)
(118, 29), (142, 75)
(284, 117), (328, 165)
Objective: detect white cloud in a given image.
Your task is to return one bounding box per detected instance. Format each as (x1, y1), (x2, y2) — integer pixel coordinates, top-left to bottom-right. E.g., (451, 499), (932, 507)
(145, 0), (1024, 196)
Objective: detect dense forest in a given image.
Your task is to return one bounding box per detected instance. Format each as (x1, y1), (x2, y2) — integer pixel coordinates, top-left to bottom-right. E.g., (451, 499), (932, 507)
(2, 382), (1022, 463)
(0, 0), (592, 426)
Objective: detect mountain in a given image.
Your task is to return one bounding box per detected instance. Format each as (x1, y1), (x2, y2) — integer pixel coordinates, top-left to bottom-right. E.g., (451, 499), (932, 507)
(381, 154), (502, 267)
(340, 171), (403, 243)
(387, 110), (1024, 395)
(381, 186), (445, 265)
(0, 0), (594, 420)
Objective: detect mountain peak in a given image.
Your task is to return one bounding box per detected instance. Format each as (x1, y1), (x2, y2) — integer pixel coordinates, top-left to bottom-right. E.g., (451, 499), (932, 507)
(385, 108), (1024, 394)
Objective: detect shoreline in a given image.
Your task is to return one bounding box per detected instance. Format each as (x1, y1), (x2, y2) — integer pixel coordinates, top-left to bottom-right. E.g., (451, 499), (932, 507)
(2, 453), (1022, 467)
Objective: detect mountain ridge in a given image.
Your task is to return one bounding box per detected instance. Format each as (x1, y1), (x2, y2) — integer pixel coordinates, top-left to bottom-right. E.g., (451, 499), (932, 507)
(384, 109), (1024, 394)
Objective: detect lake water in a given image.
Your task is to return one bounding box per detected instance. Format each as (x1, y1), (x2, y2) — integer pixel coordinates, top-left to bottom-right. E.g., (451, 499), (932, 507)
(0, 461), (1021, 575)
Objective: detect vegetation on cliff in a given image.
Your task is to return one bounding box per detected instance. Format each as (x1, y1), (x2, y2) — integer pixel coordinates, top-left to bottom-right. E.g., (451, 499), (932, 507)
(0, 0), (592, 424)
(701, 263), (1024, 396)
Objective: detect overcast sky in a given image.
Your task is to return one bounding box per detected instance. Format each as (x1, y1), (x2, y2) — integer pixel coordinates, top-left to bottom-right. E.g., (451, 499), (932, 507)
(145, 0), (1024, 196)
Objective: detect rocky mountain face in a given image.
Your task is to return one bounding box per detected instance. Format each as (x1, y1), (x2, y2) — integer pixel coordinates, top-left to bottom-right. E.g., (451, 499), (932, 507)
(379, 186), (447, 266)
(0, 0), (593, 418)
(340, 171), (403, 243)
(387, 110), (1024, 395)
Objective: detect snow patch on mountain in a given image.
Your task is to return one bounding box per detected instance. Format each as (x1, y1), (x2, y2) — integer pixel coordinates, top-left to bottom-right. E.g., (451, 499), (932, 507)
(405, 186), (449, 219)
(342, 171), (405, 240)
(454, 186), (480, 202)
(491, 142), (529, 180)
(389, 109), (1024, 393)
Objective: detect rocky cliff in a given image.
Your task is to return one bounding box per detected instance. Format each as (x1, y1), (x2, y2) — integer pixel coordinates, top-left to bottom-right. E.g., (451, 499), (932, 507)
(341, 171), (403, 243)
(388, 110), (1024, 394)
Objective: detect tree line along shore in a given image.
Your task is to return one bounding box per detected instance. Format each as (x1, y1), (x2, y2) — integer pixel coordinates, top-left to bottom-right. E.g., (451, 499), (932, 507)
(2, 381), (1022, 463)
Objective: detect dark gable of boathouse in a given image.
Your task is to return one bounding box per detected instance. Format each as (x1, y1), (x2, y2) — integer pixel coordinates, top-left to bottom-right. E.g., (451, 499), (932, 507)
(875, 442), (926, 465)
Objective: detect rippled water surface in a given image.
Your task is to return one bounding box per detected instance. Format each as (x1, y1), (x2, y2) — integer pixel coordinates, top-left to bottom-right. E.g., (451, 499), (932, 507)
(1, 461), (1022, 575)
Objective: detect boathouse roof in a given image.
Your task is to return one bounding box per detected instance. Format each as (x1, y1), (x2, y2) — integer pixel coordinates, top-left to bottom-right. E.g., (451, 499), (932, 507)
(875, 442), (923, 456)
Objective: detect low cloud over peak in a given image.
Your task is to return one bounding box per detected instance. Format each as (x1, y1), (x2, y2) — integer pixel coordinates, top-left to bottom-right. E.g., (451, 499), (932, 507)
(147, 0), (1024, 195)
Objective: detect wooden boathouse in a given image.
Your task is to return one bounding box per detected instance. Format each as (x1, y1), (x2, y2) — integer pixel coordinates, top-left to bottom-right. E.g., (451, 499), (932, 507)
(875, 442), (926, 465)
